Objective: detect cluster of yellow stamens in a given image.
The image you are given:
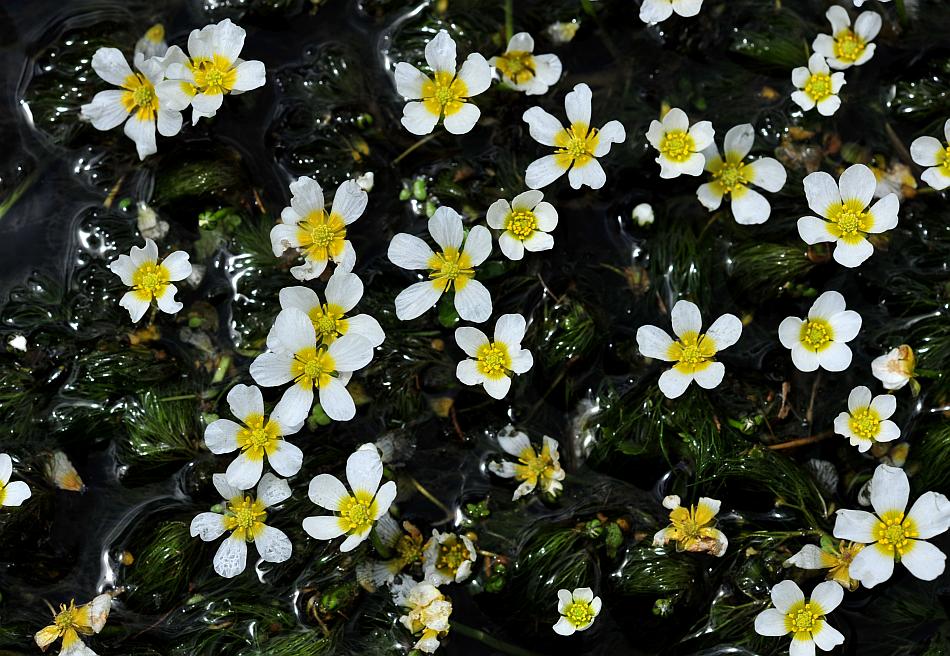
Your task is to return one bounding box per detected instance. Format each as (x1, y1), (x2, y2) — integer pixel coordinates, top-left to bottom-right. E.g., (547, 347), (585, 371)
(337, 491), (377, 534)
(476, 342), (512, 379)
(713, 160), (749, 194)
(874, 511), (917, 557)
(505, 209), (538, 240)
(435, 537), (470, 575)
(659, 130), (694, 163)
(236, 415), (281, 460)
(428, 247), (474, 292)
(667, 331), (716, 374)
(297, 211), (347, 262)
(804, 73), (833, 102)
(131, 261), (170, 301)
(563, 600), (596, 628)
(495, 51), (536, 85)
(190, 54), (237, 95)
(833, 30), (867, 63)
(826, 200), (871, 242)
(308, 304), (347, 344)
(799, 319), (834, 352)
(785, 601), (823, 636)
(554, 123), (600, 169)
(224, 496), (267, 541)
(291, 347), (337, 389)
(422, 71), (468, 117)
(848, 407), (881, 441)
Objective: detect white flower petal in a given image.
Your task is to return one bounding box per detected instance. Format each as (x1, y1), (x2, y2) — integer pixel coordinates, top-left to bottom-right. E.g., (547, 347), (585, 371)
(833, 509), (877, 542)
(812, 622), (845, 651)
(204, 419), (241, 454)
(345, 314), (385, 348)
(847, 385), (872, 412)
(754, 608), (790, 637)
(498, 233), (526, 260)
(854, 10), (882, 41)
(256, 473), (291, 508)
(910, 136), (943, 167)
(318, 377), (356, 422)
(267, 440), (303, 478)
(810, 580), (844, 614)
(693, 362), (725, 389)
(484, 375), (512, 399)
(848, 543), (894, 588)
(671, 300), (703, 338)
(424, 30), (456, 74)
(328, 334), (373, 372)
(870, 464), (910, 516)
(658, 368), (693, 399)
(525, 154), (567, 189)
(346, 447), (383, 496)
(190, 512), (227, 541)
(640, 0), (675, 24)
(226, 384), (264, 423)
(809, 290), (846, 320)
(91, 47), (135, 85)
(254, 525), (292, 563)
(456, 359), (484, 386)
(592, 120), (625, 157)
(213, 535), (248, 578)
(770, 579), (804, 613)
(564, 83), (592, 128)
(0, 454), (10, 486)
(804, 171), (842, 217)
(226, 452), (263, 490)
(901, 539), (947, 581)
(697, 182), (724, 212)
(210, 19), (246, 63)
(454, 279), (492, 323)
(723, 123), (754, 160)
(567, 159), (606, 190)
(302, 515), (346, 540)
(866, 194), (899, 233)
(494, 314), (526, 347)
(731, 186), (771, 225)
(746, 157), (787, 193)
(457, 53), (491, 96)
(509, 348), (533, 374)
(330, 180), (368, 226)
(249, 351), (295, 387)
(232, 60), (266, 92)
(401, 101), (440, 135)
(816, 342), (852, 372)
(1, 480), (30, 507)
(906, 491), (950, 539)
(154, 284), (182, 315)
(123, 115), (157, 160)
(463, 225), (493, 267)
(455, 326), (489, 357)
(523, 231), (554, 252)
(838, 164), (876, 208)
(394, 62), (428, 99)
(637, 325), (675, 360)
(522, 107), (564, 147)
(828, 309), (861, 342)
(705, 313), (742, 350)
(395, 281), (442, 321)
(388, 233), (435, 270)
(81, 90), (130, 131)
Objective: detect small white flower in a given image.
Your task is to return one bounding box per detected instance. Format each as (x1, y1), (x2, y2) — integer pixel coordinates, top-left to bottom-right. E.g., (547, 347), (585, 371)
(791, 53), (846, 116)
(545, 21), (580, 45)
(632, 202), (654, 226)
(697, 124), (787, 225)
(356, 171), (375, 192)
(854, 0), (890, 6)
(910, 118), (950, 190)
(486, 190), (558, 260)
(871, 345), (916, 390)
(455, 313), (533, 399)
(190, 473), (293, 578)
(646, 107), (714, 179)
(797, 164), (899, 267)
(135, 23), (168, 60)
(250, 308), (374, 422)
(522, 83), (626, 190)
(778, 291), (861, 373)
(388, 206), (493, 323)
(34, 593), (113, 655)
(488, 425), (565, 500)
(553, 587), (601, 636)
(833, 386), (900, 453)
(754, 580), (845, 654)
(8, 335), (27, 352)
(636, 300), (742, 399)
(46, 451), (84, 492)
(490, 32), (562, 95)
(834, 464), (950, 587)
(393, 580), (453, 654)
(108, 238), (192, 322)
(156, 18), (266, 123)
(639, 0), (703, 24)
(302, 443), (397, 552)
(812, 6), (881, 69)
(653, 495), (729, 556)
(784, 541), (864, 591)
(0, 453), (31, 509)
(80, 47), (185, 159)
(394, 29), (491, 135)
(423, 530), (477, 585)
(270, 176), (367, 281)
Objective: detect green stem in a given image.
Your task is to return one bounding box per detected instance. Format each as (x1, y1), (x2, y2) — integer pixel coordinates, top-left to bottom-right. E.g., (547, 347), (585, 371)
(895, 0), (908, 27)
(370, 526), (392, 560)
(212, 355), (232, 384)
(408, 475), (452, 520)
(392, 132), (440, 165)
(450, 621), (545, 656)
(159, 394), (198, 402)
(0, 169), (40, 221)
(503, 0), (514, 43)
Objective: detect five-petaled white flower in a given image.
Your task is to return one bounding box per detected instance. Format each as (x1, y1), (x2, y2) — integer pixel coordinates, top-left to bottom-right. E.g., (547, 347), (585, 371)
(798, 164), (899, 268)
(388, 206), (493, 323)
(834, 464), (950, 587)
(455, 313), (533, 399)
(81, 47), (184, 160)
(490, 32), (562, 95)
(791, 53), (846, 116)
(250, 308), (374, 422)
(522, 83), (626, 189)
(302, 443), (397, 552)
(553, 587), (602, 636)
(394, 29), (491, 135)
(697, 124), (788, 224)
(34, 593), (113, 656)
(871, 345), (916, 391)
(833, 386), (900, 453)
(778, 291), (861, 373)
(190, 472), (293, 578)
(423, 530), (477, 585)
(270, 176), (367, 281)
(910, 118), (950, 191)
(204, 384), (304, 490)
(646, 107), (714, 179)
(754, 580), (845, 656)
(636, 300), (742, 399)
(813, 6), (881, 70)
(156, 18), (266, 124)
(488, 425), (565, 500)
(639, 0), (703, 24)
(108, 238), (192, 322)
(486, 190), (558, 260)
(0, 453), (30, 509)
(393, 580), (453, 654)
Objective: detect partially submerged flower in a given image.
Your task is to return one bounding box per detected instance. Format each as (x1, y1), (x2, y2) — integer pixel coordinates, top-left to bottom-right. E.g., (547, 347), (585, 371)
(357, 515), (425, 589)
(833, 386), (900, 453)
(0, 453), (31, 509)
(791, 53), (846, 116)
(135, 23), (168, 59)
(490, 32), (562, 95)
(455, 313), (533, 399)
(394, 580), (453, 654)
(871, 345), (916, 391)
(423, 530), (477, 585)
(754, 580), (845, 655)
(190, 473), (293, 578)
(784, 540), (864, 591)
(486, 190), (558, 260)
(910, 118), (950, 191)
(34, 593), (113, 655)
(394, 29), (490, 135)
(46, 451), (84, 492)
(812, 6), (881, 69)
(636, 300), (742, 399)
(108, 238), (192, 322)
(639, 0), (703, 24)
(646, 107), (714, 179)
(778, 290), (861, 373)
(488, 425), (565, 500)
(553, 587), (602, 636)
(653, 494), (729, 556)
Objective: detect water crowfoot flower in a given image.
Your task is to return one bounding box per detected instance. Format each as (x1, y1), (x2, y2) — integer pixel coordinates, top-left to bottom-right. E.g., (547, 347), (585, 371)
(813, 6), (881, 69)
(778, 291), (861, 373)
(785, 540), (864, 590)
(135, 23), (168, 60)
(393, 580), (453, 654)
(486, 190), (558, 260)
(455, 313), (533, 399)
(394, 29), (491, 135)
(797, 163), (899, 267)
(553, 588), (601, 635)
(635, 300), (742, 399)
(108, 238), (192, 322)
(490, 32), (562, 95)
(270, 176), (367, 281)
(653, 495), (728, 556)
(639, 0), (703, 24)
(833, 464), (950, 587)
(488, 425), (565, 500)
(522, 82), (626, 189)
(910, 119), (950, 190)
(388, 206), (493, 322)
(791, 53), (846, 116)
(190, 473), (293, 578)
(34, 592), (113, 655)
(754, 580), (845, 655)
(646, 107), (714, 179)
(697, 123), (787, 224)
(423, 530), (477, 585)
(0, 453), (31, 508)
(833, 386), (900, 453)
(871, 345), (916, 390)
(303, 443), (397, 552)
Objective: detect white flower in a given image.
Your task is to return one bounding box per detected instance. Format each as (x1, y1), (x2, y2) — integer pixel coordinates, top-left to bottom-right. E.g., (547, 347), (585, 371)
(545, 21), (580, 45)
(635, 300), (742, 399)
(203, 384), (304, 490)
(522, 83), (626, 189)
(778, 291), (861, 373)
(646, 107), (714, 179)
(833, 386), (900, 453)
(250, 308), (374, 422)
(854, 0), (890, 6)
(394, 580), (453, 654)
(388, 206), (493, 323)
(653, 495), (729, 556)
(486, 190), (558, 260)
(639, 0), (703, 24)
(156, 18), (266, 123)
(833, 464), (950, 587)
(784, 541), (864, 591)
(80, 47), (185, 160)
(423, 530), (477, 585)
(871, 345), (916, 390)
(46, 451), (84, 492)
(791, 53), (846, 116)
(190, 473), (293, 578)
(797, 164), (899, 268)
(812, 6), (881, 69)
(302, 443), (397, 552)
(108, 238), (192, 322)
(270, 176), (367, 281)
(910, 118), (950, 191)
(632, 202), (654, 226)
(697, 124), (787, 225)
(455, 313), (533, 399)
(135, 23), (168, 60)
(34, 593), (113, 655)
(553, 588), (601, 636)
(490, 32), (562, 95)
(488, 425), (565, 500)
(754, 580), (845, 655)
(394, 29), (491, 135)
(0, 453), (30, 508)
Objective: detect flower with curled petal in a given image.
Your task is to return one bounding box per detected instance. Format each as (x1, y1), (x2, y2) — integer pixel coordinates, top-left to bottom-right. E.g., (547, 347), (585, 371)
(490, 32), (561, 95)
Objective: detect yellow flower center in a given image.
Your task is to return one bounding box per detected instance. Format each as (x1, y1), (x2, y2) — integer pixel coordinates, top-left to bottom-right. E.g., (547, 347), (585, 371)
(395, 533), (424, 566)
(659, 129), (695, 163)
(291, 346), (337, 389)
(667, 331), (716, 374)
(787, 603), (822, 633)
(804, 73), (833, 102)
(121, 73), (160, 121)
(833, 30), (867, 63)
(436, 538), (470, 574)
(223, 496), (267, 541)
(337, 490), (378, 534)
(514, 445), (560, 488)
(191, 54), (237, 95)
(554, 122), (600, 169)
(422, 70), (469, 117)
(428, 247), (474, 292)
(505, 209), (538, 240)
(874, 511), (918, 557)
(476, 341), (512, 379)
(131, 261), (170, 301)
(145, 24), (165, 43)
(296, 211), (347, 263)
(713, 161), (748, 194)
(236, 414), (281, 460)
(826, 199), (871, 243)
(53, 602), (78, 634)
(495, 50), (536, 85)
(799, 318), (834, 352)
(939, 146), (950, 174)
(564, 600), (595, 628)
(308, 303), (348, 345)
(848, 407), (881, 440)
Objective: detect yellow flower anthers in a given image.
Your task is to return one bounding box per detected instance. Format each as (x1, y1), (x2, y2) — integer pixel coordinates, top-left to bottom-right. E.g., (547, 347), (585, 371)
(755, 581), (845, 653)
(553, 588), (602, 635)
(784, 540), (864, 591)
(653, 495), (729, 557)
(488, 426), (565, 500)
(34, 593), (113, 654)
